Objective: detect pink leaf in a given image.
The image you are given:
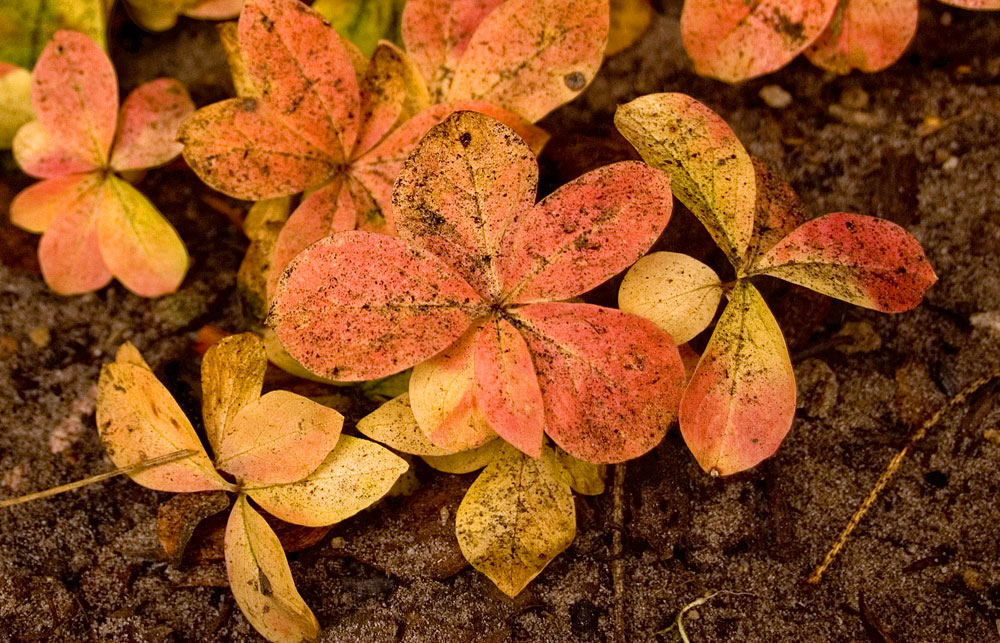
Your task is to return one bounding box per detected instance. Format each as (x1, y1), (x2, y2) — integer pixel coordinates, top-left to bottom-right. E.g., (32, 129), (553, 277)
(178, 97), (338, 200)
(499, 161), (673, 304)
(110, 78), (195, 171)
(679, 281), (796, 475)
(938, 0), (1000, 9)
(805, 0), (918, 74)
(10, 173), (102, 234)
(401, 0), (504, 95)
(239, 0), (360, 159)
(743, 157), (808, 266)
(393, 110), (538, 300)
(680, 0), (839, 82)
(512, 302), (685, 464)
(751, 213), (937, 312)
(32, 30), (118, 167)
(269, 231), (486, 381)
(12, 120), (98, 178)
(474, 317), (545, 458)
(37, 178), (112, 295)
(410, 321), (496, 452)
(448, 0), (610, 121)
(185, 0), (245, 19)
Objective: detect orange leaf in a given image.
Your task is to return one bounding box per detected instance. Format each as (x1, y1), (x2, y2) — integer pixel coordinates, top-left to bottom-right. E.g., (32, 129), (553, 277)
(805, 0), (918, 74)
(110, 78), (194, 171)
(36, 177), (111, 295)
(12, 120), (98, 178)
(9, 173), (102, 234)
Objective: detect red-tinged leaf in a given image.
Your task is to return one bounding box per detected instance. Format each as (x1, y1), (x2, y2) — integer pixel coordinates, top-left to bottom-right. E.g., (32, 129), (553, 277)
(266, 178), (358, 300)
(499, 161), (673, 304)
(32, 30), (118, 166)
(178, 97), (338, 200)
(110, 78), (194, 172)
(448, 0), (609, 122)
(393, 110), (538, 300)
(351, 99), (548, 234)
(185, 0), (245, 19)
(215, 390), (344, 485)
(805, 0), (917, 74)
(353, 41), (429, 158)
(679, 280), (795, 475)
(751, 213), (937, 313)
(743, 157), (808, 266)
(474, 317), (545, 458)
(410, 321), (496, 452)
(269, 231), (486, 381)
(511, 302), (685, 464)
(12, 121), (98, 178)
(239, 0), (360, 158)
(37, 178), (112, 295)
(10, 173), (102, 234)
(401, 0), (504, 97)
(939, 0), (1000, 7)
(157, 491), (231, 564)
(96, 176), (189, 297)
(680, 0), (839, 82)
(615, 93), (756, 267)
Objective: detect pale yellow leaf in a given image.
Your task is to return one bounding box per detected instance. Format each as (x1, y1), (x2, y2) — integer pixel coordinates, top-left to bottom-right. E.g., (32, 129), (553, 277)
(245, 435), (408, 527)
(0, 66), (32, 149)
(618, 251), (723, 344)
(225, 495), (320, 643)
(115, 341), (151, 370)
(201, 332), (266, 455)
(607, 0), (652, 56)
(549, 446), (605, 496)
(356, 392), (457, 456)
(456, 443), (575, 596)
(422, 437), (501, 474)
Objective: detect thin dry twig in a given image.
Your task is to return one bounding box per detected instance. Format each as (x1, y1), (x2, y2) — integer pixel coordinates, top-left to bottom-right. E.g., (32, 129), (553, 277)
(611, 462), (626, 643)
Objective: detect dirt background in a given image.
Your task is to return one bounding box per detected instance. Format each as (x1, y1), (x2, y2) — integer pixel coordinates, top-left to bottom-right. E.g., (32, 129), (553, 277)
(2, 1), (1000, 641)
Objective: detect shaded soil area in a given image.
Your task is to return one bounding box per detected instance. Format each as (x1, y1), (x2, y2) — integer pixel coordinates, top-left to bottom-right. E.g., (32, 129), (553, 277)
(2, 2), (1000, 641)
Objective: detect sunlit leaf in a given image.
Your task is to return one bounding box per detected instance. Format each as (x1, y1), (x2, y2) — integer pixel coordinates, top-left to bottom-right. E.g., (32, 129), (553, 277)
(805, 0), (918, 74)
(225, 495), (319, 643)
(354, 41), (430, 157)
(939, 0), (1000, 7)
(512, 302), (685, 464)
(357, 392), (458, 456)
(269, 231), (485, 381)
(97, 175), (188, 297)
(751, 213), (937, 313)
(607, 0), (653, 56)
(743, 157), (807, 266)
(680, 0), (838, 82)
(110, 78), (194, 171)
(314, 0), (406, 58)
(456, 443), (575, 596)
(97, 348), (231, 492)
(215, 390), (345, 485)
(409, 321), (496, 452)
(245, 435), (408, 527)
(0, 64), (32, 149)
(125, 0), (243, 32)
(115, 341), (152, 369)
(422, 437), (501, 473)
(12, 120), (98, 178)
(618, 251), (722, 345)
(0, 0), (106, 69)
(615, 93), (755, 266)
(35, 176), (111, 294)
(201, 332), (266, 455)
(679, 280), (796, 475)
(498, 161), (673, 304)
(9, 173), (102, 234)
(448, 0), (609, 121)
(550, 446), (605, 495)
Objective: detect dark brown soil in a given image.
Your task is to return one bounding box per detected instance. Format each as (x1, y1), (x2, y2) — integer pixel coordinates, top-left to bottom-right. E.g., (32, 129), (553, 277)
(3, 2), (1000, 642)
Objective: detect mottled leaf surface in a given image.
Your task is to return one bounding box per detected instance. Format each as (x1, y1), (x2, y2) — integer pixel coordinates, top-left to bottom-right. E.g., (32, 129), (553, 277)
(36, 177), (110, 294)
(751, 213), (937, 312)
(615, 93), (755, 266)
(12, 120), (98, 178)
(125, 0), (243, 32)
(743, 157), (808, 266)
(679, 281), (796, 475)
(201, 333), (267, 455)
(357, 392), (458, 456)
(110, 78), (194, 171)
(805, 0), (918, 74)
(456, 443), (575, 596)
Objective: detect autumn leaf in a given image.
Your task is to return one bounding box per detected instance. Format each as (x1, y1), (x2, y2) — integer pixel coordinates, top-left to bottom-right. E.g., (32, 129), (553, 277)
(749, 213), (938, 313)
(455, 443), (575, 596)
(680, 0), (839, 82)
(615, 93), (756, 267)
(939, 0), (1000, 6)
(805, 0), (918, 74)
(201, 332), (267, 455)
(743, 157), (808, 266)
(0, 0), (107, 68)
(422, 439), (502, 474)
(158, 490), (231, 563)
(357, 392), (458, 456)
(618, 251), (722, 345)
(226, 495), (320, 643)
(607, 0), (653, 56)
(313, 0), (406, 57)
(272, 111), (685, 463)
(679, 280), (796, 475)
(551, 446), (605, 495)
(10, 31), (193, 297)
(0, 63), (32, 149)
(124, 0), (243, 32)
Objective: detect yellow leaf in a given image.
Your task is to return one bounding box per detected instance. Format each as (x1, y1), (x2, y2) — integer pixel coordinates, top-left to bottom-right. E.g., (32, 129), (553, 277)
(201, 332), (266, 455)
(237, 197), (291, 322)
(549, 446), (605, 496)
(456, 443), (575, 596)
(618, 251), (722, 344)
(0, 65), (32, 149)
(607, 0), (652, 56)
(216, 20), (258, 98)
(114, 341), (151, 370)
(422, 438), (501, 474)
(97, 354), (230, 493)
(356, 392), (457, 456)
(0, 0), (107, 68)
(245, 435), (408, 527)
(225, 495), (320, 643)
(215, 390), (345, 485)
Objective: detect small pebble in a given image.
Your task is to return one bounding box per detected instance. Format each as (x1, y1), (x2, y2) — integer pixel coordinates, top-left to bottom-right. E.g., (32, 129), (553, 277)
(983, 429), (1000, 445)
(941, 11), (952, 26)
(687, 609), (700, 621)
(760, 85), (792, 109)
(840, 86), (870, 110)
(28, 326), (50, 348)
(0, 336), (17, 359)
(942, 156), (959, 171)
